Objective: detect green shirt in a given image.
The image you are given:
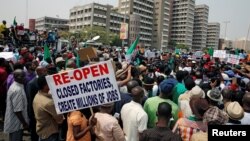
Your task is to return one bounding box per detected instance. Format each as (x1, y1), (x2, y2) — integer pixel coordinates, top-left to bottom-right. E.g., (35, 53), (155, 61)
(144, 96), (179, 128)
(172, 83), (187, 104)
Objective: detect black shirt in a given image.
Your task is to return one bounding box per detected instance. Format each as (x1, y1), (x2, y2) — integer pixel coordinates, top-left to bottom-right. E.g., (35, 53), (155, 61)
(140, 127), (182, 141)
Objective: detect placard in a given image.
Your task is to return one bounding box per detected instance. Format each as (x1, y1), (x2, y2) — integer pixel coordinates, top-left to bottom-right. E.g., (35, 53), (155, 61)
(226, 54), (240, 65)
(45, 60), (121, 114)
(213, 50), (227, 58)
(78, 47), (97, 61)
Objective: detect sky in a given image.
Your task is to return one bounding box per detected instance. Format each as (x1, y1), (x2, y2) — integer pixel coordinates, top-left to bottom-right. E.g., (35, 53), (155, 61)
(0, 0), (249, 40)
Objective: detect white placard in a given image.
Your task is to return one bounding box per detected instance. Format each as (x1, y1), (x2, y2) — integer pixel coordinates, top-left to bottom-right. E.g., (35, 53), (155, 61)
(213, 50), (227, 58)
(46, 60), (121, 114)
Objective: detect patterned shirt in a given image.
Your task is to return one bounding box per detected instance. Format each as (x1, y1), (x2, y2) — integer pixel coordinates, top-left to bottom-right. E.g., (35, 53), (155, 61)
(4, 81), (29, 133)
(172, 118), (207, 141)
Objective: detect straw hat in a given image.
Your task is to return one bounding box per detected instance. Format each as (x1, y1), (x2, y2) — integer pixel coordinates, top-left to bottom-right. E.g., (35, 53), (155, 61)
(226, 102), (244, 120)
(190, 86), (205, 98)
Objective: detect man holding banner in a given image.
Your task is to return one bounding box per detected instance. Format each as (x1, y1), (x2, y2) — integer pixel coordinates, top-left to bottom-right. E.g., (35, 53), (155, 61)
(33, 76), (64, 141)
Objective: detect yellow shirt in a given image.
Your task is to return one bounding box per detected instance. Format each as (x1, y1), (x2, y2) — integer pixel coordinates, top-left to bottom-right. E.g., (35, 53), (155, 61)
(0, 24), (6, 33)
(67, 111), (91, 141)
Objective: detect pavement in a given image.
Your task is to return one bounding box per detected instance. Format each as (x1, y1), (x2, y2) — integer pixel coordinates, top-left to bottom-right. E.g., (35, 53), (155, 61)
(0, 117), (30, 141)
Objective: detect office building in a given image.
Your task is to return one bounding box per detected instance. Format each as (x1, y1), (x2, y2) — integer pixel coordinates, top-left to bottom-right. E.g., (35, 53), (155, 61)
(129, 14), (141, 44)
(118, 0), (154, 48)
(192, 4), (209, 50)
(69, 3), (129, 34)
(170, 0), (195, 49)
(153, 0), (172, 50)
(206, 22), (220, 49)
(29, 19), (36, 31)
(218, 38), (225, 50)
(35, 16), (69, 31)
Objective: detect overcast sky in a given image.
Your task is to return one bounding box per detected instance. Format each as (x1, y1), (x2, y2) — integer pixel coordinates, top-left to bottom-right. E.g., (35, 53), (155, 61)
(0, 0), (249, 40)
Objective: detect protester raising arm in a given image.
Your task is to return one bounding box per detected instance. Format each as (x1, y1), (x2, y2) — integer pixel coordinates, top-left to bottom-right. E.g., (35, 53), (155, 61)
(117, 65), (132, 87)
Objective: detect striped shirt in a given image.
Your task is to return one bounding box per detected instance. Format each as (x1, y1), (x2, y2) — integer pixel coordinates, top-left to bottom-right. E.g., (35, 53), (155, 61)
(4, 82), (29, 133)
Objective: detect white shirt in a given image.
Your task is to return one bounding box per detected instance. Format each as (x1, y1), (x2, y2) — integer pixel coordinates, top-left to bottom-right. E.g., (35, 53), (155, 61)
(4, 82), (29, 133)
(152, 85), (158, 97)
(121, 101), (148, 141)
(183, 67), (192, 73)
(241, 112), (250, 125)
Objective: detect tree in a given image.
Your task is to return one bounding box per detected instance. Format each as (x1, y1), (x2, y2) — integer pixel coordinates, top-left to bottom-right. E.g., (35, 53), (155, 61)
(168, 40), (177, 50)
(80, 26), (114, 45)
(110, 35), (122, 47)
(58, 31), (71, 40)
(176, 43), (189, 51)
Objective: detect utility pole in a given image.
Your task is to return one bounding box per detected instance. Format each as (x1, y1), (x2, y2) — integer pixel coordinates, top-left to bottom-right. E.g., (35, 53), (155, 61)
(25, 0), (29, 27)
(223, 21), (230, 39)
(244, 24), (250, 50)
(122, 0), (128, 47)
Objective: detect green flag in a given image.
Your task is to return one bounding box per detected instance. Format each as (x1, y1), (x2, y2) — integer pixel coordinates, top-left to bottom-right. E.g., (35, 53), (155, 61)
(235, 49), (239, 55)
(126, 36), (140, 55)
(65, 58), (68, 70)
(13, 16), (17, 26)
(208, 47), (214, 56)
(76, 52), (80, 68)
(43, 45), (51, 61)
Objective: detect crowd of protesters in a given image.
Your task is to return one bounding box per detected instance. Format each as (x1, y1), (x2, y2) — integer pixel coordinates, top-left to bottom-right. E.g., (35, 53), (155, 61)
(0, 19), (250, 141)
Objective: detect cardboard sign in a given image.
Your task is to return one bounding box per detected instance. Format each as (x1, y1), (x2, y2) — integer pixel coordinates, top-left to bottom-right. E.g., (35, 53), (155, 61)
(213, 50), (227, 58)
(78, 47), (97, 61)
(226, 54), (240, 65)
(45, 60), (121, 114)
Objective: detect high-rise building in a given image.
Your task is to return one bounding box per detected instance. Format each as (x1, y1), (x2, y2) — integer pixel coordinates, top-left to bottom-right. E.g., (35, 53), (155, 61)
(170, 0), (195, 49)
(153, 0), (172, 50)
(129, 14), (141, 44)
(29, 19), (36, 31)
(35, 16), (69, 31)
(69, 3), (129, 34)
(206, 22), (220, 49)
(192, 4), (209, 50)
(118, 0), (154, 48)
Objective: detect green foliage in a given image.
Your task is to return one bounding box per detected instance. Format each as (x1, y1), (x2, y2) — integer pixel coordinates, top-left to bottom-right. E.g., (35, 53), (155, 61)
(59, 26), (121, 45)
(110, 35), (122, 47)
(176, 44), (189, 51)
(58, 31), (71, 40)
(79, 26), (116, 45)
